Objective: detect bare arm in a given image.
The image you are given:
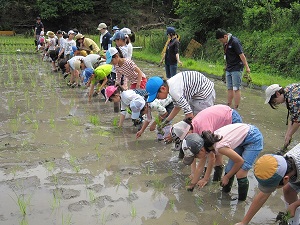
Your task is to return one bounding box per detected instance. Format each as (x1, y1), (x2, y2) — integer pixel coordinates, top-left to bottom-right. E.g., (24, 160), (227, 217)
(119, 114), (126, 127)
(136, 120), (150, 139)
(285, 121), (300, 148)
(197, 152), (216, 187)
(236, 191), (271, 225)
(239, 53), (250, 73)
(165, 106), (181, 122)
(97, 76), (108, 93)
(134, 67), (143, 89)
(218, 147), (244, 186)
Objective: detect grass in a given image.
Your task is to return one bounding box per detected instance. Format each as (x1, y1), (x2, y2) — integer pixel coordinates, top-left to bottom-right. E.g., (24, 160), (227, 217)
(132, 44), (298, 88)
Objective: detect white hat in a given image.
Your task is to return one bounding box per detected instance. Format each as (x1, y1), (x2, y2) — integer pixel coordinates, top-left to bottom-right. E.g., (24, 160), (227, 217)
(40, 31), (44, 36)
(171, 121), (191, 140)
(97, 23), (107, 30)
(130, 98), (146, 119)
(264, 84), (282, 104)
(68, 30), (75, 35)
(120, 28), (131, 36)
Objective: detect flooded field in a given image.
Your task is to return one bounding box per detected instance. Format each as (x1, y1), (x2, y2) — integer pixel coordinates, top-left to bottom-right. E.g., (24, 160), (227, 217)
(0, 53), (297, 225)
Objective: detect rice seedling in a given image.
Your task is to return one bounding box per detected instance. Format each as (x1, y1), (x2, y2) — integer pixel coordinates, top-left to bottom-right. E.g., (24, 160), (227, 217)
(195, 195), (203, 207)
(128, 184), (132, 196)
(10, 192), (32, 217)
(20, 217), (29, 225)
(152, 178), (165, 192)
(10, 117), (21, 134)
(51, 174), (59, 186)
(24, 90), (30, 109)
(130, 204), (137, 218)
(62, 213), (72, 225)
(7, 95), (15, 112)
(112, 117), (118, 127)
(69, 155), (81, 173)
(88, 190), (96, 203)
(114, 173), (121, 186)
(97, 130), (111, 137)
(96, 151), (102, 161)
(45, 161), (55, 173)
(169, 199), (175, 211)
(50, 189), (61, 211)
(49, 117), (55, 129)
(89, 114), (100, 126)
(68, 117), (80, 126)
(100, 209), (109, 225)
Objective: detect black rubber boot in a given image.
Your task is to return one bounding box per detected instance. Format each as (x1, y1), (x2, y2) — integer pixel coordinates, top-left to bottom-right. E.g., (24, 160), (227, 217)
(212, 165), (224, 182)
(222, 174), (234, 193)
(237, 177), (249, 201)
(178, 148), (184, 159)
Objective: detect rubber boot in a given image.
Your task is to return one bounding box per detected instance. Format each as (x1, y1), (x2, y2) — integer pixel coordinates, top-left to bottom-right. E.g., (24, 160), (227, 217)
(237, 177), (249, 201)
(222, 174), (234, 193)
(178, 148), (184, 159)
(212, 165), (224, 182)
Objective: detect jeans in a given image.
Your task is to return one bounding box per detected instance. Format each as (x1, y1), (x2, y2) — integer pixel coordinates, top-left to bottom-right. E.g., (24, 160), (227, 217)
(165, 64), (178, 78)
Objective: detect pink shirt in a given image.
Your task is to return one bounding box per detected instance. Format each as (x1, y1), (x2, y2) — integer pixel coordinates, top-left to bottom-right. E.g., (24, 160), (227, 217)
(115, 58), (146, 85)
(192, 105), (233, 133)
(213, 123), (250, 154)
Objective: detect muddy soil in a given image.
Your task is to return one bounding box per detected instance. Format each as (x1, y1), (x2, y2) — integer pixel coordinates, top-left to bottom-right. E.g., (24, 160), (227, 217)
(0, 53), (297, 225)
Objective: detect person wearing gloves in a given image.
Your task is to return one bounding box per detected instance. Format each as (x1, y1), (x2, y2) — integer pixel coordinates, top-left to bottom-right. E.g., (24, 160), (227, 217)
(145, 72), (215, 124)
(160, 27), (182, 78)
(182, 123), (263, 201)
(82, 64), (113, 102)
(105, 86), (145, 127)
(166, 104), (243, 187)
(235, 144), (300, 225)
(264, 83), (300, 153)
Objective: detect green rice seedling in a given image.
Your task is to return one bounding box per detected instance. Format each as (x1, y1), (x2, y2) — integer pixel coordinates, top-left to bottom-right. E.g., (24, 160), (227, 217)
(69, 117), (80, 126)
(97, 130), (111, 137)
(100, 209), (109, 225)
(30, 79), (36, 89)
(128, 184), (132, 196)
(51, 174), (59, 186)
(69, 155), (81, 173)
(37, 95), (44, 110)
(45, 161), (55, 173)
(20, 217), (29, 225)
(7, 95), (15, 112)
(112, 117), (118, 127)
(167, 169), (173, 176)
(50, 189), (61, 211)
(62, 213), (72, 225)
(130, 204), (137, 218)
(195, 195), (203, 207)
(153, 178), (165, 192)
(10, 192), (32, 217)
(24, 91), (30, 109)
(10, 117), (21, 134)
(49, 117), (55, 129)
(114, 173), (121, 186)
(96, 151), (102, 161)
(89, 114), (100, 126)
(88, 190), (96, 203)
(185, 176), (191, 186)
(169, 199), (175, 211)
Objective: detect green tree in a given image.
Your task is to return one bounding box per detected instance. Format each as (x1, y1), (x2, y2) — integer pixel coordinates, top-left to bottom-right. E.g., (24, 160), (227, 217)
(175, 0), (245, 42)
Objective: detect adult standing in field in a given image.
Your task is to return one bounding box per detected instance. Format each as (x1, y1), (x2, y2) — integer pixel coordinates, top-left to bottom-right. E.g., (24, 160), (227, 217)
(34, 17), (44, 51)
(216, 28), (250, 110)
(235, 145), (300, 225)
(264, 83), (300, 153)
(160, 27), (182, 78)
(97, 23), (112, 51)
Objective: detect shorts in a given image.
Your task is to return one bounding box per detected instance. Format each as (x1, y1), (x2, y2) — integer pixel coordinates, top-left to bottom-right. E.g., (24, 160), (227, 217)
(231, 109), (243, 123)
(130, 77), (147, 89)
(225, 125), (263, 173)
(226, 70), (242, 90)
(189, 89), (216, 116)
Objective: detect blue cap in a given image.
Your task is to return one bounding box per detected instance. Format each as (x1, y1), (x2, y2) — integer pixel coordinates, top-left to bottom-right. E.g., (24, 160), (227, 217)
(82, 68), (94, 84)
(166, 27), (175, 35)
(146, 76), (163, 102)
(110, 32), (125, 41)
(105, 47), (118, 64)
(112, 26), (120, 30)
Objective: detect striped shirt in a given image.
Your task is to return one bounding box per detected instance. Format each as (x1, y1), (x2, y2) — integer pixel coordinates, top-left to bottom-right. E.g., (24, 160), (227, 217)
(115, 58), (146, 85)
(167, 71), (214, 114)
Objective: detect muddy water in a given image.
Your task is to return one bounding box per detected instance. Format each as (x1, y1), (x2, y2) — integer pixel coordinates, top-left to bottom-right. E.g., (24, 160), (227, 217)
(0, 54), (297, 225)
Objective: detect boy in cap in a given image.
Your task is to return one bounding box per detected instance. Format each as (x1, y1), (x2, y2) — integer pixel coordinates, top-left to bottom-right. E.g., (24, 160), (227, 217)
(265, 83), (300, 153)
(146, 72), (215, 124)
(216, 28), (250, 110)
(235, 144), (300, 225)
(97, 23), (112, 51)
(167, 104), (242, 187)
(112, 25), (120, 34)
(182, 123), (263, 201)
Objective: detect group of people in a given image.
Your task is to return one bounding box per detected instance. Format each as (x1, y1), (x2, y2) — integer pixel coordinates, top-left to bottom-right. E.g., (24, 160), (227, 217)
(34, 18), (300, 224)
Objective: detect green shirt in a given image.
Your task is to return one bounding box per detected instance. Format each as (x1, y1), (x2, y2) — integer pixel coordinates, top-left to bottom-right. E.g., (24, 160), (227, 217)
(91, 64), (113, 84)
